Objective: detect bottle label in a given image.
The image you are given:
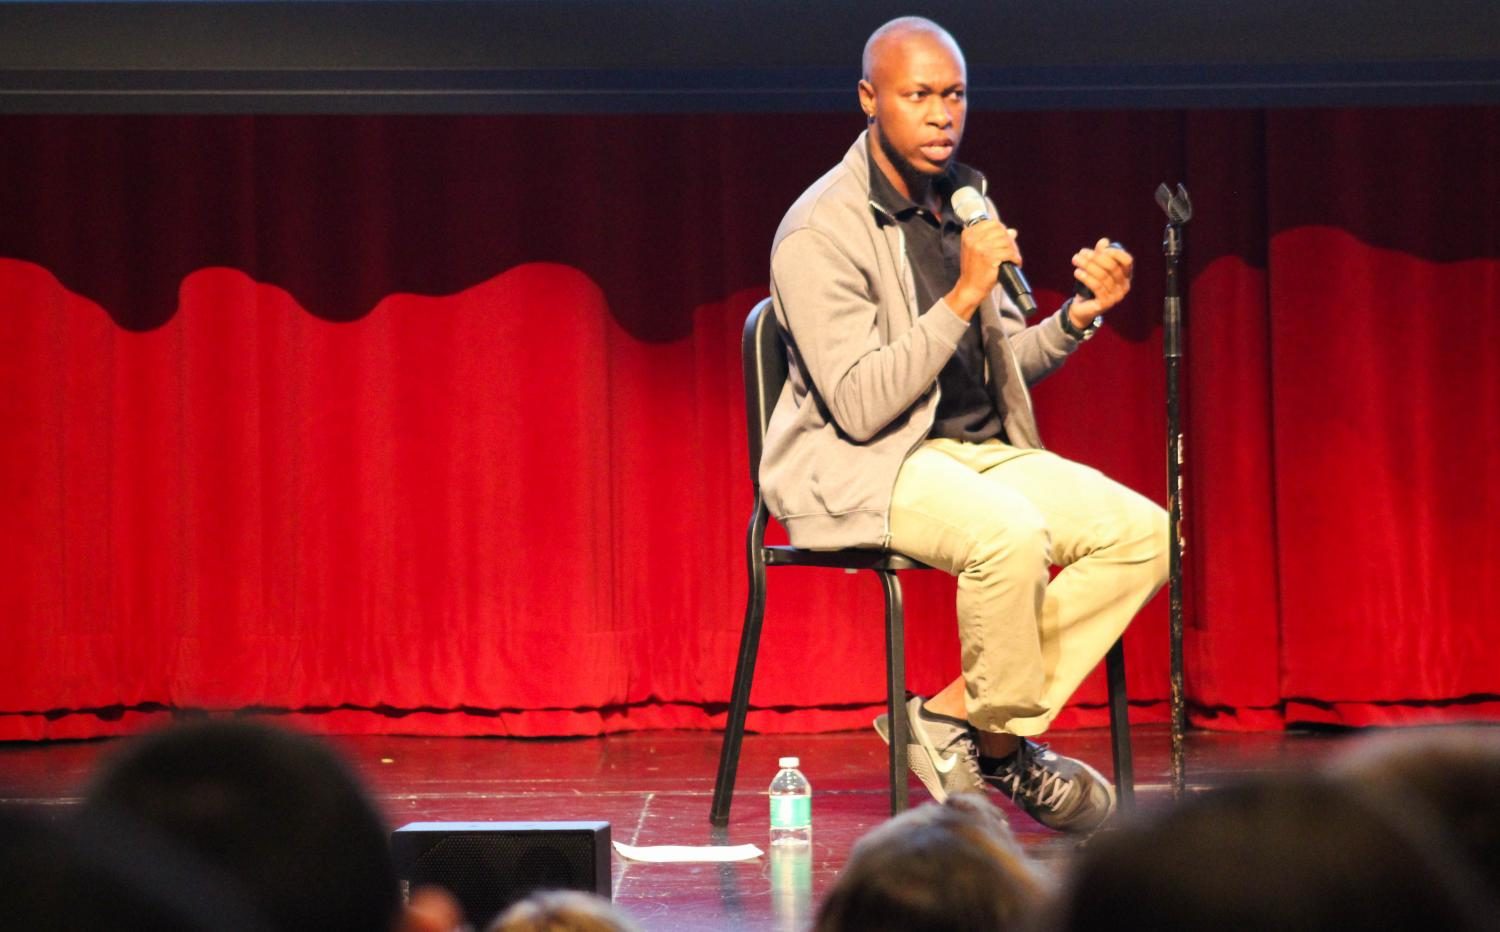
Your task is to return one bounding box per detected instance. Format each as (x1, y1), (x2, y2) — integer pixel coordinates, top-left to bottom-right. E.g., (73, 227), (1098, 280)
(770, 795), (811, 829)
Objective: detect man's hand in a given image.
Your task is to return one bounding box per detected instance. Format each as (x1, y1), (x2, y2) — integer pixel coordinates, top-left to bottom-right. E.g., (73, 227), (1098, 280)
(1069, 238), (1134, 330)
(945, 219), (1022, 321)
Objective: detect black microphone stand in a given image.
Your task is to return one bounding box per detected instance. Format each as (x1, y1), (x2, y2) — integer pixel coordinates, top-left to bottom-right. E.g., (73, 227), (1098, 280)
(1156, 182), (1193, 798)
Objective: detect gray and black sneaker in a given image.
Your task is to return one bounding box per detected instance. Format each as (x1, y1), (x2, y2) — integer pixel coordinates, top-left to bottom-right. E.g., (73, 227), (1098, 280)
(980, 738), (1116, 834)
(873, 696), (986, 803)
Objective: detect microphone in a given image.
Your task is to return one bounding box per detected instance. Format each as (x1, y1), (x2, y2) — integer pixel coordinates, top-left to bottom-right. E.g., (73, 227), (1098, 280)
(950, 185), (1037, 315)
(1074, 242), (1128, 301)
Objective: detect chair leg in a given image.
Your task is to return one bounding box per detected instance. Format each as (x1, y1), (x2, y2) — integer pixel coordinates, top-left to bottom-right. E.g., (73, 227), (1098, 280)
(877, 570), (909, 815)
(1105, 638), (1135, 813)
(711, 554), (768, 826)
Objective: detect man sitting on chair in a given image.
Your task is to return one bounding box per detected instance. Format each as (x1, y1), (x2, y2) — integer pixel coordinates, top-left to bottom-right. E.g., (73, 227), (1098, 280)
(760, 15), (1168, 833)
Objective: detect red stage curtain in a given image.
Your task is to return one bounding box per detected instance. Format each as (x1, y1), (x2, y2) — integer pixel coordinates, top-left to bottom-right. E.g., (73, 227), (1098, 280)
(0, 110), (1495, 741)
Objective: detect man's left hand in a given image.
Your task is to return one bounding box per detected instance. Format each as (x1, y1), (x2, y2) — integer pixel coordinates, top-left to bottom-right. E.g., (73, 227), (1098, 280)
(1069, 238), (1134, 330)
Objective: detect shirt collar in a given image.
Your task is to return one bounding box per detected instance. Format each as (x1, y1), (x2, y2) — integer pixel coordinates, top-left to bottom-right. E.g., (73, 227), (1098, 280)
(866, 139), (984, 226)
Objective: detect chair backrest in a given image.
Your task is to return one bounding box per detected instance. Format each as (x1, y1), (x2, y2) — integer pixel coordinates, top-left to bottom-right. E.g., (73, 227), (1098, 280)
(741, 296), (785, 485)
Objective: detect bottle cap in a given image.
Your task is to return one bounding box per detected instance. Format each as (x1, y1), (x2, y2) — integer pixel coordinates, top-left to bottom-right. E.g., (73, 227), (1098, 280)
(778, 756), (799, 768)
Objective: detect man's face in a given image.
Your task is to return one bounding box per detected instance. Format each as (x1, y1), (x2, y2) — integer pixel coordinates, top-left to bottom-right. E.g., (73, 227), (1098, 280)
(860, 31), (967, 197)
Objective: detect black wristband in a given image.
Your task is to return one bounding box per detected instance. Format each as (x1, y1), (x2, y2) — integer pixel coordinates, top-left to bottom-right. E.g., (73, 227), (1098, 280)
(1059, 301), (1101, 342)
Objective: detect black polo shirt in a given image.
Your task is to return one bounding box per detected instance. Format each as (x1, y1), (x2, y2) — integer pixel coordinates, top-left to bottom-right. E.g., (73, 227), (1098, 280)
(867, 150), (1003, 443)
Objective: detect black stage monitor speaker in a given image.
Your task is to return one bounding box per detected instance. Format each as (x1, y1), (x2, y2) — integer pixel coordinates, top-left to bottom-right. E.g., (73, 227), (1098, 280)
(391, 821), (611, 926)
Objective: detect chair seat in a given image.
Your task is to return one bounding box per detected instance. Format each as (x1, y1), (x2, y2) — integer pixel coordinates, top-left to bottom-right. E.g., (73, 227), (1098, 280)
(764, 545), (931, 572)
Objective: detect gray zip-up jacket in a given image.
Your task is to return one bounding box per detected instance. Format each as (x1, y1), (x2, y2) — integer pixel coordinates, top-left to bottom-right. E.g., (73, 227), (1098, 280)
(761, 132), (1083, 550)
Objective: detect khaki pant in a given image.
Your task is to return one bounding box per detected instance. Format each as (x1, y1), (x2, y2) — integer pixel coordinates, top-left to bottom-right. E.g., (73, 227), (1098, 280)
(888, 438), (1169, 736)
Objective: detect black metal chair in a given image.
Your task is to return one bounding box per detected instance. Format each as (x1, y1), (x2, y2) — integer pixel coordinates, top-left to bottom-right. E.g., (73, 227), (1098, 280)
(709, 296), (1135, 826)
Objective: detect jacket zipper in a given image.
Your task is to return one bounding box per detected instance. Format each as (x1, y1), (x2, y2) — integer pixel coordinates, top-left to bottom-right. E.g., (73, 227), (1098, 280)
(883, 219), (941, 548)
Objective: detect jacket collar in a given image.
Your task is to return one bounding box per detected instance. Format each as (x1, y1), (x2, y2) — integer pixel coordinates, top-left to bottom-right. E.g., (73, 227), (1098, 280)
(845, 131), (986, 225)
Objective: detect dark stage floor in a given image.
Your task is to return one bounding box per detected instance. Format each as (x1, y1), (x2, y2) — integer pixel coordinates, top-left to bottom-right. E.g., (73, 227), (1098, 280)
(0, 725), (1353, 931)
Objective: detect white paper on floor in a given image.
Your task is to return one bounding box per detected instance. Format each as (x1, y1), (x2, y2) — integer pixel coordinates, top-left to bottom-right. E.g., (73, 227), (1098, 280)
(612, 841), (764, 862)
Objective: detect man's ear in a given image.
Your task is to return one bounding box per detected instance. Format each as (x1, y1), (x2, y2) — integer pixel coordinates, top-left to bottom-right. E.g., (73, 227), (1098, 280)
(858, 79), (876, 122)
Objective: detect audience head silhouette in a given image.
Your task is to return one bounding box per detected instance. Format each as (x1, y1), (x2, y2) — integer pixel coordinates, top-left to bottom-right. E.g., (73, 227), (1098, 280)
(487, 889), (641, 932)
(1050, 771), (1496, 931)
(82, 718), (402, 932)
(815, 793), (1047, 932)
(1332, 726), (1500, 895)
(2, 808), (269, 931)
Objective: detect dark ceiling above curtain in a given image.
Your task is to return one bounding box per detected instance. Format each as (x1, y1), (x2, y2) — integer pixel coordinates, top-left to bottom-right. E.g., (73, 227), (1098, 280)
(2, 0), (1498, 113)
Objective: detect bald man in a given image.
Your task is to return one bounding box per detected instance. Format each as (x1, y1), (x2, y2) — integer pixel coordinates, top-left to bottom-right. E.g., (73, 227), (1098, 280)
(760, 17), (1168, 834)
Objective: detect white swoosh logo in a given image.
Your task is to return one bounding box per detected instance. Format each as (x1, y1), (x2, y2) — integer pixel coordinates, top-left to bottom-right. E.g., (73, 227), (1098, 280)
(933, 751), (959, 773)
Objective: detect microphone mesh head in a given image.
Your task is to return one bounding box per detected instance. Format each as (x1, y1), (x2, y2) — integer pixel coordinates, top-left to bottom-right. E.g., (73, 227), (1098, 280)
(950, 186), (989, 226)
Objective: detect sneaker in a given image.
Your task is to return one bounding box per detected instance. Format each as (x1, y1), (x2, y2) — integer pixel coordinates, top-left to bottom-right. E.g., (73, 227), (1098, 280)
(873, 696), (985, 803)
(980, 739), (1116, 834)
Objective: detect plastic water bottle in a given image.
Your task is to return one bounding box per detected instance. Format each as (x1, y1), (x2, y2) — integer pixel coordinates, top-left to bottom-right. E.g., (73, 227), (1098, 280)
(769, 756), (812, 846)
